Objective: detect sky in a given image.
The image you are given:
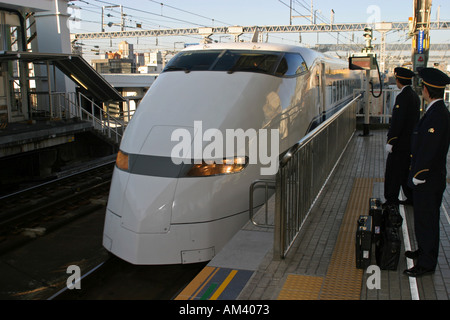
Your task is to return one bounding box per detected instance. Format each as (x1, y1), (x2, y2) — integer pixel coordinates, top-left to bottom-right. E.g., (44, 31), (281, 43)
(69, 0), (450, 60)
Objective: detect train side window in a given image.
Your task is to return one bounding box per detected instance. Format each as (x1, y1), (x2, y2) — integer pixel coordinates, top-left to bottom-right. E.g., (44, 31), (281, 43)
(276, 53), (308, 77)
(331, 81), (337, 102)
(338, 81), (341, 100)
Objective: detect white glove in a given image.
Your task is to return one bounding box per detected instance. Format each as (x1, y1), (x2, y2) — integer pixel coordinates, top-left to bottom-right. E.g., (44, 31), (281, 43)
(413, 178), (426, 185)
(385, 144), (393, 153)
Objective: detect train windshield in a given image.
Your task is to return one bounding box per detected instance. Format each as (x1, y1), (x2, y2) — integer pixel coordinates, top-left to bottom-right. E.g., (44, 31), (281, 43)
(163, 50), (308, 77)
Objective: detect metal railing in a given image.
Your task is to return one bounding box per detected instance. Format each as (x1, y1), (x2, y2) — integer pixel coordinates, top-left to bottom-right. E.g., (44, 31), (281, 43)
(76, 92), (131, 143)
(249, 179), (276, 227)
(354, 87), (401, 124)
(28, 91), (135, 144)
(273, 95), (361, 259)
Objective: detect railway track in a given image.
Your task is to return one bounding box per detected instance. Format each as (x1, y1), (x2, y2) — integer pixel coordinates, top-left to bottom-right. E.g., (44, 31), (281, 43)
(0, 160), (206, 300)
(0, 161), (115, 254)
(51, 256), (207, 300)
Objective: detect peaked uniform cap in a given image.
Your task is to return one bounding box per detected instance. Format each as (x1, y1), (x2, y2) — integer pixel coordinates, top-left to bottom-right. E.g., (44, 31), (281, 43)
(419, 67), (450, 89)
(394, 67), (415, 80)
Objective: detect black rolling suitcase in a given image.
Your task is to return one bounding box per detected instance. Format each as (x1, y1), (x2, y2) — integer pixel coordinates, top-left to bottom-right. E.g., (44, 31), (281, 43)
(355, 215), (372, 269)
(369, 198), (383, 241)
(376, 225), (401, 270)
(383, 204), (403, 228)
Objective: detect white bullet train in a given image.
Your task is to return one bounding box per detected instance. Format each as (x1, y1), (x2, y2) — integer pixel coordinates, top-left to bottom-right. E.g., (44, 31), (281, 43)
(103, 42), (361, 265)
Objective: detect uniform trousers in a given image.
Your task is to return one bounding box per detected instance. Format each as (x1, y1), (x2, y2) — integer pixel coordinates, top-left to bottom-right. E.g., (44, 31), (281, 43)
(384, 150), (412, 204)
(412, 189), (443, 270)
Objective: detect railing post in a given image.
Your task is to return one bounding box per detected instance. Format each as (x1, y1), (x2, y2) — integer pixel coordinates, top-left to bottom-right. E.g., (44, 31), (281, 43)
(106, 103), (111, 138)
(273, 171), (283, 260)
(99, 103), (104, 134)
(127, 100), (131, 123)
(91, 100), (95, 127)
(64, 93), (68, 119)
(78, 92), (82, 119)
(47, 61), (53, 118)
(249, 179), (275, 228)
(58, 93), (62, 119)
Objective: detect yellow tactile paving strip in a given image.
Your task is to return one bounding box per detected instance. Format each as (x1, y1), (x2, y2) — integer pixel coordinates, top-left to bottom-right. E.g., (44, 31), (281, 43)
(277, 275), (323, 300)
(277, 177), (382, 300)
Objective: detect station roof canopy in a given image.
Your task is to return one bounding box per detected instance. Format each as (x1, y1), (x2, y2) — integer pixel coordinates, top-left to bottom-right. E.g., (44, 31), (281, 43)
(0, 51), (124, 102)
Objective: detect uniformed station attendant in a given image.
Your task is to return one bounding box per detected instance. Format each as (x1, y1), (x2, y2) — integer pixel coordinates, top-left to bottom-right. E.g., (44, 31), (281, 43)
(404, 67), (450, 278)
(384, 67), (420, 207)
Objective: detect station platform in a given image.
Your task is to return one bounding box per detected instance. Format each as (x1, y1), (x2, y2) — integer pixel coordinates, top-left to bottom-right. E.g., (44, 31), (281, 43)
(0, 118), (118, 195)
(175, 129), (450, 300)
(0, 118), (94, 158)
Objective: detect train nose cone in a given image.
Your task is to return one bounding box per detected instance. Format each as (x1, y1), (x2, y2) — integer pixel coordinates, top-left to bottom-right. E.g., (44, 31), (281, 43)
(120, 174), (177, 234)
(138, 125), (195, 158)
(116, 125), (195, 234)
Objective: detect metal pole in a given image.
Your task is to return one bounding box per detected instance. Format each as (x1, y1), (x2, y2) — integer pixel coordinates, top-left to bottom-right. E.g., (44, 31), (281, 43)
(46, 61), (53, 118)
(273, 172), (282, 260)
(289, 0), (292, 25)
(363, 69), (371, 136)
(91, 99), (95, 126)
(101, 6), (104, 32)
(77, 92), (81, 119)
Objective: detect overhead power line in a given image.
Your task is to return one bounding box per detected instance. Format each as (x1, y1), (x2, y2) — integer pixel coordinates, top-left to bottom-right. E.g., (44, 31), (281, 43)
(147, 0), (233, 26)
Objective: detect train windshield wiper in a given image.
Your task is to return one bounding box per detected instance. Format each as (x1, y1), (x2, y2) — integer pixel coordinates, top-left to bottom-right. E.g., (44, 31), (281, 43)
(164, 66), (191, 73)
(228, 65), (265, 74)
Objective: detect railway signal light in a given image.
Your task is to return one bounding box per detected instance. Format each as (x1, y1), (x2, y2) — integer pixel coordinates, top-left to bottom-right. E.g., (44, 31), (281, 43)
(363, 27), (373, 52)
(363, 27), (373, 40)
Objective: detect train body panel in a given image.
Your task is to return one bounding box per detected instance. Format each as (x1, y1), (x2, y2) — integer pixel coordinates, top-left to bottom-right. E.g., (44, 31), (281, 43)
(104, 207), (248, 264)
(103, 42), (361, 264)
(121, 71), (309, 157)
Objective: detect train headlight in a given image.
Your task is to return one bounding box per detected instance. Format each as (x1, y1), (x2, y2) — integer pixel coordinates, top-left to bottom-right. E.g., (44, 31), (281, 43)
(186, 156), (248, 177)
(116, 150), (129, 171)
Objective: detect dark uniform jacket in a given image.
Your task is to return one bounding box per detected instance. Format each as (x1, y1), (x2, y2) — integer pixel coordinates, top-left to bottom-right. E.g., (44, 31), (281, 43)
(387, 86), (420, 152)
(408, 99), (450, 192)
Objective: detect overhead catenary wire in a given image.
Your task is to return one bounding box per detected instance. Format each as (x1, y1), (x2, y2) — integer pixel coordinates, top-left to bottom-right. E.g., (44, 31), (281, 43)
(74, 0), (302, 47)
(72, 0), (220, 53)
(147, 0), (233, 26)
(93, 0), (212, 27)
(277, 0), (364, 50)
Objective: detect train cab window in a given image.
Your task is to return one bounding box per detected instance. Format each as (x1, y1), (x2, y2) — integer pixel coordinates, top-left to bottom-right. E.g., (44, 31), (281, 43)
(212, 50), (281, 75)
(164, 50), (222, 72)
(164, 49), (281, 75)
(163, 49), (307, 77)
(275, 53), (308, 77)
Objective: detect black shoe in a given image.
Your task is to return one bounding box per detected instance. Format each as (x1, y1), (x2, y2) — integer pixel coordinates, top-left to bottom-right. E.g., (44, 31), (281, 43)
(405, 250), (420, 259)
(403, 266), (435, 278)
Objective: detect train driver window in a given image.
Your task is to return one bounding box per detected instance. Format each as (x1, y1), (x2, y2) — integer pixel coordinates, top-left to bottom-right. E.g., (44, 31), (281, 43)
(164, 50), (222, 72)
(213, 50), (281, 75)
(276, 53), (308, 77)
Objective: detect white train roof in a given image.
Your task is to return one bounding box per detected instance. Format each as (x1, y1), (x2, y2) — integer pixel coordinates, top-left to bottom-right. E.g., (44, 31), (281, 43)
(181, 42), (343, 69)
